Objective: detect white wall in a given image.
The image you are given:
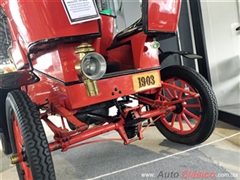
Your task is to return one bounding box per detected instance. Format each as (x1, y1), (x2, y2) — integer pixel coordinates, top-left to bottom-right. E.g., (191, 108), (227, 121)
(200, 0), (240, 106)
(105, 0), (141, 34)
(115, 0), (141, 32)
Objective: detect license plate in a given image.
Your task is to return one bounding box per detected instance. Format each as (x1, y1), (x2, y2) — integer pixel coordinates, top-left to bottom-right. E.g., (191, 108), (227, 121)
(132, 71), (161, 92)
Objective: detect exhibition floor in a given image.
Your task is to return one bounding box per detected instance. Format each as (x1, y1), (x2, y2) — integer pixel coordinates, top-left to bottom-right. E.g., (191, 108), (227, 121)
(1, 119), (239, 180)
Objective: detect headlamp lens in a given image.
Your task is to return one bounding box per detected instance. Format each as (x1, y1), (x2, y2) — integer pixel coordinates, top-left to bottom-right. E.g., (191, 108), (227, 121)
(80, 52), (106, 80)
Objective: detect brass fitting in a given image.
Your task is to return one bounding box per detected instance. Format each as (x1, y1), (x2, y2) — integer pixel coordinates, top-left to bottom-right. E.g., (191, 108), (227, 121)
(10, 153), (20, 164)
(84, 79), (99, 96)
(75, 42), (95, 54)
(75, 42), (95, 75)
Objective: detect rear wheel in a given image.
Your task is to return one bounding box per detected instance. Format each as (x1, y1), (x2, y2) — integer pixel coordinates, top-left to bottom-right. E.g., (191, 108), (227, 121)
(155, 66), (218, 145)
(0, 8), (11, 64)
(6, 90), (56, 180)
(0, 89), (12, 155)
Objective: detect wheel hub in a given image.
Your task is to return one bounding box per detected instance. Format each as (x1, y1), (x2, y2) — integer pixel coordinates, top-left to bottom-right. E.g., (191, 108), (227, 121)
(172, 98), (183, 114)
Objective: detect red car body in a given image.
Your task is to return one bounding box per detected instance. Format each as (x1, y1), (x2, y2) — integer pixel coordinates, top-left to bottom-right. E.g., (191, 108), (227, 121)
(0, 1), (217, 179)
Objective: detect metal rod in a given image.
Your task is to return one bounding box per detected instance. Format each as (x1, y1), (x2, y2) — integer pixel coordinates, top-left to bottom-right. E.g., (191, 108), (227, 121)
(48, 121), (118, 151)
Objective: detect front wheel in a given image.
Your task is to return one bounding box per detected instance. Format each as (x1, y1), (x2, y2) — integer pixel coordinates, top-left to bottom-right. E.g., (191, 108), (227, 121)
(6, 90), (56, 180)
(0, 89), (12, 155)
(155, 65), (218, 145)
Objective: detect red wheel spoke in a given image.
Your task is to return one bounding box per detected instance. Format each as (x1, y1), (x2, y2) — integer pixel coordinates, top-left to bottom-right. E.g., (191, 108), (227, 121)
(171, 114), (177, 127)
(178, 114), (183, 131)
(161, 117), (178, 132)
(182, 113), (193, 129)
(165, 87), (174, 99)
(159, 92), (170, 101)
(171, 80), (178, 98)
(183, 108), (200, 121)
(184, 104), (201, 108)
(162, 117), (169, 124)
(178, 82), (185, 98)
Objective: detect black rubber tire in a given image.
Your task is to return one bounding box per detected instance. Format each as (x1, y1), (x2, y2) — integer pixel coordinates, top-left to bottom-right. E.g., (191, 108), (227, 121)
(0, 89), (12, 155)
(6, 90), (56, 180)
(0, 132), (12, 154)
(155, 65), (218, 145)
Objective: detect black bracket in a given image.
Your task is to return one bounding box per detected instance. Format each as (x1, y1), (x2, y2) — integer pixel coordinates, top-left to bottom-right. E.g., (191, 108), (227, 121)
(159, 51), (203, 63)
(0, 70), (40, 89)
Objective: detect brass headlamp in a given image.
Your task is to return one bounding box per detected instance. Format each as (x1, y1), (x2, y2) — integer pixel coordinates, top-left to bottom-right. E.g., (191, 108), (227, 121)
(75, 43), (107, 96)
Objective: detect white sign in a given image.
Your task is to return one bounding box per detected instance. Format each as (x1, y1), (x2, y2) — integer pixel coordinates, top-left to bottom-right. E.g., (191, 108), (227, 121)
(62, 0), (100, 24)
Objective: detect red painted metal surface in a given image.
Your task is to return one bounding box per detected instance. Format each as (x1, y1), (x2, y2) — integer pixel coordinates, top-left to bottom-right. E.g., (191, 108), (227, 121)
(147, 0), (181, 32)
(10, 41), (28, 69)
(32, 43), (80, 82)
(107, 32), (160, 69)
(107, 44), (134, 70)
(27, 69), (161, 109)
(99, 15), (114, 57)
(2, 1), (100, 50)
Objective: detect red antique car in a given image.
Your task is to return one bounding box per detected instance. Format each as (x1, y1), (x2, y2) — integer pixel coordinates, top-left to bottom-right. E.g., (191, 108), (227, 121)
(0, 0), (218, 179)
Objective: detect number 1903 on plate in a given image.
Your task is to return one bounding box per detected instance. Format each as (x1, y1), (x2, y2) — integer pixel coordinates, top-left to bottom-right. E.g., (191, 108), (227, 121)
(132, 71), (161, 92)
